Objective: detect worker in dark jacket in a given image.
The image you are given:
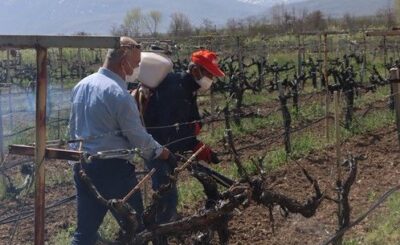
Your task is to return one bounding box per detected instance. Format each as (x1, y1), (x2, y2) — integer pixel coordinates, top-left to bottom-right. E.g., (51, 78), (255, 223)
(135, 50), (225, 227)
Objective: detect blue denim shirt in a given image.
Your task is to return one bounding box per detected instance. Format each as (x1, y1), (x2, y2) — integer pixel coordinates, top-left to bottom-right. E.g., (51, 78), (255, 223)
(69, 67), (162, 160)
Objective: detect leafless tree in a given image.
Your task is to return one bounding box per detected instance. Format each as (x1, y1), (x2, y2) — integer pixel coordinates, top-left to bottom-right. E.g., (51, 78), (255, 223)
(201, 18), (215, 33)
(124, 7), (143, 37)
(169, 12), (193, 36)
(110, 24), (129, 36)
(375, 7), (396, 29)
(142, 10), (162, 37)
(396, 0), (400, 25)
(270, 3), (286, 26)
(226, 18), (239, 33)
(342, 13), (356, 32)
(304, 10), (326, 31)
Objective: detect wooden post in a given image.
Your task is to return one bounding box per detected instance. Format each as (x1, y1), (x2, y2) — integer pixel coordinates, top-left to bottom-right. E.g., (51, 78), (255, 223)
(334, 91), (342, 181)
(361, 33), (367, 84)
(210, 88), (215, 136)
(77, 48), (82, 77)
(57, 108), (60, 140)
(318, 34), (322, 61)
(34, 47), (48, 245)
(0, 35), (121, 245)
(237, 36), (244, 76)
(390, 68), (400, 146)
(301, 36), (306, 65)
(297, 35), (302, 77)
(0, 88), (4, 162)
(383, 36), (388, 77)
(324, 33), (330, 142)
(6, 50), (12, 132)
(333, 90), (342, 245)
(6, 49), (10, 84)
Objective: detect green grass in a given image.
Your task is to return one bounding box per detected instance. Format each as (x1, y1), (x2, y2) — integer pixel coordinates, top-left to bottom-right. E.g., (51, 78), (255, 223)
(181, 103), (395, 209)
(200, 110), (283, 146)
(242, 90), (276, 105)
(47, 101), (400, 243)
(98, 212), (120, 242)
(363, 193), (400, 245)
(49, 225), (75, 245)
(0, 174), (7, 200)
(49, 212), (121, 245)
(4, 33), (397, 244)
(344, 193), (400, 245)
(46, 168), (73, 187)
(343, 109), (394, 136)
(354, 86), (390, 108)
(179, 129), (327, 209)
(177, 177), (205, 209)
(201, 93), (325, 147)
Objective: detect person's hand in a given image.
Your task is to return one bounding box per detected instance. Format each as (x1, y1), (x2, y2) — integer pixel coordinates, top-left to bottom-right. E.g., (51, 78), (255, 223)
(193, 142), (220, 164)
(166, 153), (178, 169)
(209, 151), (220, 164)
(130, 88), (138, 97)
(158, 147), (171, 160)
(193, 122), (202, 136)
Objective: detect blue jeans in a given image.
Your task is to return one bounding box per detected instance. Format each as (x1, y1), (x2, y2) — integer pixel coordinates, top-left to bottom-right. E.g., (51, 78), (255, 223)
(71, 159), (144, 245)
(146, 158), (178, 224)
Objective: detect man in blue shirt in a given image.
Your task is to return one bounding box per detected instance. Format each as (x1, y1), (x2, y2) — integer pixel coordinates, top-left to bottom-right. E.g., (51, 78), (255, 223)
(69, 36), (173, 245)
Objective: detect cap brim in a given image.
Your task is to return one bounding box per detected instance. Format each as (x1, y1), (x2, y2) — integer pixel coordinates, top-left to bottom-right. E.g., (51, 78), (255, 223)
(203, 64), (225, 77)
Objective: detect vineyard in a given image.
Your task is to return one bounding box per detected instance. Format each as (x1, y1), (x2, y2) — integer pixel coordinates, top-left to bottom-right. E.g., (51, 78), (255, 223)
(1, 32), (400, 244)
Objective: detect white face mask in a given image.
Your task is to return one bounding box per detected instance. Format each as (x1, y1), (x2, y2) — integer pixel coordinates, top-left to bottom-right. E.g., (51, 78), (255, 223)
(125, 61), (140, 83)
(195, 67), (214, 92)
(126, 67), (140, 83)
(196, 76), (213, 92)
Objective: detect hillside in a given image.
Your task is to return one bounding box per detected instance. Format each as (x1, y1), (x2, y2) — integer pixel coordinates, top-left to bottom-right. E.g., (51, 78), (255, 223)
(0, 0), (395, 35)
(0, 0), (268, 35)
(284, 0), (394, 17)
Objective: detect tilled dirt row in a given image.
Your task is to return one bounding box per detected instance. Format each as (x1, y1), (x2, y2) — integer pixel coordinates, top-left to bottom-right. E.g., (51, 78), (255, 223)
(0, 102), (398, 245)
(227, 125), (400, 245)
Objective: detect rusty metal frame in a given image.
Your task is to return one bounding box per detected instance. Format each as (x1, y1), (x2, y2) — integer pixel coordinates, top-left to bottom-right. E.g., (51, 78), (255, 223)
(9, 145), (82, 161)
(0, 35), (120, 49)
(365, 30), (400, 37)
(296, 31), (350, 36)
(0, 35), (120, 245)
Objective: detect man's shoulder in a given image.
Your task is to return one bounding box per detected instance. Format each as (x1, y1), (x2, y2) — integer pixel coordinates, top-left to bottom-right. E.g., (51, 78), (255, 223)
(73, 72), (125, 96)
(157, 72), (185, 89)
(74, 72), (104, 86)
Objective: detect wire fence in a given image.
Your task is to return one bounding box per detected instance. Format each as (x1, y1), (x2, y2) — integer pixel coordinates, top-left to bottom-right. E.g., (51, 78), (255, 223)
(0, 32), (400, 244)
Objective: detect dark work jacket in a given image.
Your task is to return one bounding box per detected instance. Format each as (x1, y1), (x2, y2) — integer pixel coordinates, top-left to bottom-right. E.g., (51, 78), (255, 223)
(144, 72), (201, 153)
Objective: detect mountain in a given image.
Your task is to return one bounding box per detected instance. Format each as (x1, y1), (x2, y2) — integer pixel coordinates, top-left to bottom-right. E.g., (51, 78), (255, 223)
(0, 0), (275, 35)
(282, 0), (394, 17)
(0, 0), (395, 35)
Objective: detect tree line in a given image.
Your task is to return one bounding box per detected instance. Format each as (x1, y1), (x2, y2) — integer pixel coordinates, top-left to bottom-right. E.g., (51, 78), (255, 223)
(110, 4), (398, 39)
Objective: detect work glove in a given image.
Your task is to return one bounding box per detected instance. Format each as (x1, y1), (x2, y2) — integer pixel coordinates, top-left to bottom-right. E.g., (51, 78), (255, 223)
(193, 122), (202, 136)
(193, 142), (220, 164)
(166, 152), (178, 170)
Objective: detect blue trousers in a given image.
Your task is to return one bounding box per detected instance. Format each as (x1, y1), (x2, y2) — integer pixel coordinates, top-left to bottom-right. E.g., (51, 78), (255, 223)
(146, 158), (178, 224)
(71, 159), (144, 245)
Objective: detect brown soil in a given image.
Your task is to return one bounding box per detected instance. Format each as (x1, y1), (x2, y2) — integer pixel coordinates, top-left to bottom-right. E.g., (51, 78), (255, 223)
(227, 125), (400, 245)
(0, 96), (398, 244)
